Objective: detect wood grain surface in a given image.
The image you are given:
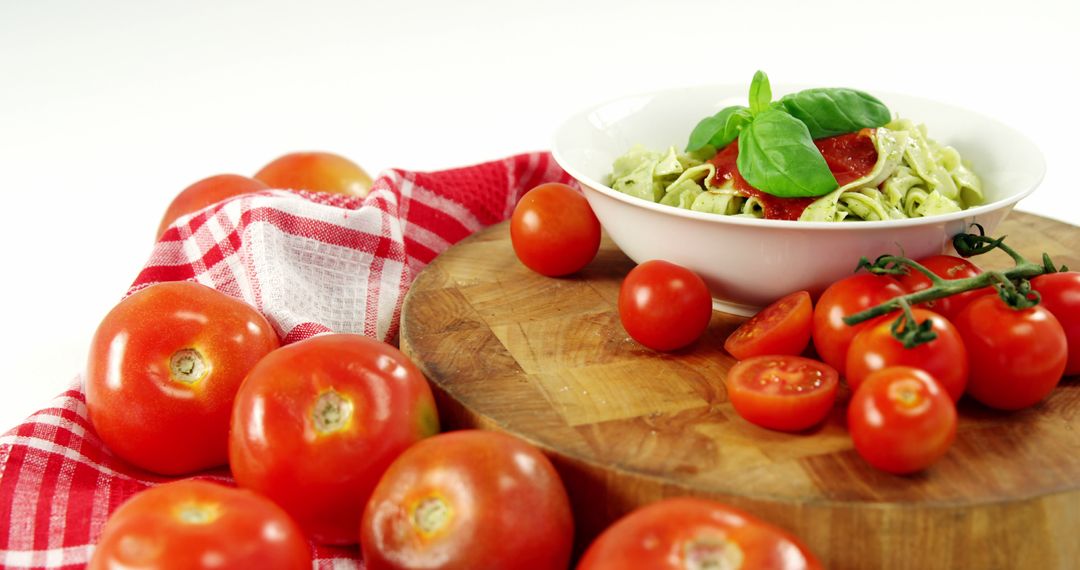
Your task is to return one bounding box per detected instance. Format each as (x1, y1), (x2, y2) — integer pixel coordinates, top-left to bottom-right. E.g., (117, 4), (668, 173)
(399, 211), (1080, 570)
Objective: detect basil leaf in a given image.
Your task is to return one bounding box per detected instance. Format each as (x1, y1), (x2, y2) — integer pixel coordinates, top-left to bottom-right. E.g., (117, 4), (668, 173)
(686, 106), (747, 152)
(722, 108), (753, 146)
(748, 70), (772, 116)
(737, 109), (838, 198)
(779, 88), (891, 139)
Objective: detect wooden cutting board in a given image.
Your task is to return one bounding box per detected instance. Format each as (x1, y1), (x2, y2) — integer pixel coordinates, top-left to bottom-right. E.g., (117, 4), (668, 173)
(399, 211), (1080, 570)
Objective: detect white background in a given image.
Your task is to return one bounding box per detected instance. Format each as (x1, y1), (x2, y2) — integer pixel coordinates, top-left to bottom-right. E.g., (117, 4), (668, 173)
(1, 0), (1077, 431)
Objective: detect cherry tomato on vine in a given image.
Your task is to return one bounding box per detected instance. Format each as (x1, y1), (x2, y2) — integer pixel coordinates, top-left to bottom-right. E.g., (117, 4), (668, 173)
(85, 281), (279, 475)
(726, 356), (838, 432)
(618, 260), (713, 351)
(510, 183), (601, 276)
(848, 367), (957, 474)
(156, 174), (270, 239)
(724, 291), (812, 360)
(255, 151), (373, 196)
(229, 333), (439, 545)
(812, 273), (905, 376)
(953, 295), (1067, 410)
(576, 497), (822, 570)
(89, 480), (310, 570)
(1030, 271), (1080, 376)
(896, 254), (993, 321)
(846, 308), (968, 402)
(361, 430), (574, 570)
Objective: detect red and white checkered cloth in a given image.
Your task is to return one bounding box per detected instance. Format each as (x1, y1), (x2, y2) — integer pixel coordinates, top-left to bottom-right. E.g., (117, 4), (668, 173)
(0, 152), (574, 569)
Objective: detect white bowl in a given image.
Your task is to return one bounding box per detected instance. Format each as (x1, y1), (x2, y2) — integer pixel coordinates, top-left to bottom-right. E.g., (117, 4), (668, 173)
(552, 85), (1046, 315)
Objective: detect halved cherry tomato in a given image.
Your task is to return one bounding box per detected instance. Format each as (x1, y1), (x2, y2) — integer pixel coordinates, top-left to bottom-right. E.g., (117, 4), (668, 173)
(576, 497), (821, 570)
(156, 174), (270, 239)
(361, 430), (574, 570)
(848, 366), (957, 474)
(89, 480), (310, 570)
(85, 281), (279, 475)
(846, 308), (968, 402)
(618, 260), (713, 351)
(229, 333), (439, 545)
(812, 273), (905, 376)
(724, 291), (812, 360)
(896, 255), (993, 321)
(1030, 271), (1080, 376)
(726, 355), (838, 432)
(255, 151), (373, 196)
(510, 183), (601, 276)
(953, 295), (1067, 410)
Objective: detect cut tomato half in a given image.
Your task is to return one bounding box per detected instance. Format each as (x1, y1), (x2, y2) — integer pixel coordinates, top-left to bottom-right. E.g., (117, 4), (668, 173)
(726, 355), (839, 432)
(724, 291), (812, 360)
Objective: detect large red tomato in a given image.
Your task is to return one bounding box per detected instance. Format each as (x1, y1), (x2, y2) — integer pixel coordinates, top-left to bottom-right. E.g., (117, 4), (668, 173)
(255, 151), (373, 196)
(229, 333), (439, 544)
(510, 182), (601, 276)
(577, 497), (821, 570)
(811, 273), (904, 375)
(724, 291), (812, 360)
(361, 430), (574, 570)
(1030, 271), (1080, 376)
(847, 367), (957, 474)
(953, 295), (1067, 410)
(726, 355), (838, 432)
(89, 480), (310, 570)
(156, 174), (269, 238)
(618, 260), (713, 351)
(845, 308), (968, 402)
(896, 255), (992, 321)
(85, 281), (279, 475)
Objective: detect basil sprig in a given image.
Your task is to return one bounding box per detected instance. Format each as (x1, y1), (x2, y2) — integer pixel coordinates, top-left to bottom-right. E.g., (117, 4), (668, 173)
(685, 71), (892, 199)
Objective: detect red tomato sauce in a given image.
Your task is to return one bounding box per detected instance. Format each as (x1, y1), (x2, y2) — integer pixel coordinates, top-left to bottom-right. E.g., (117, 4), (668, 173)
(708, 129), (878, 220)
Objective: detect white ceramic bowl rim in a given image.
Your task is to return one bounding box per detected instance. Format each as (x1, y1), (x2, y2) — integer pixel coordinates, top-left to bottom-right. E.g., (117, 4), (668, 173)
(552, 84), (1047, 231)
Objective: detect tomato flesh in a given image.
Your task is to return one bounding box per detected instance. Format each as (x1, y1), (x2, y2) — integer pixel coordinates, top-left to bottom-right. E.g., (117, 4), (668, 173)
(724, 291), (812, 360)
(848, 367), (957, 474)
(510, 183), (601, 276)
(255, 151), (373, 196)
(1031, 271), (1080, 376)
(361, 430), (574, 570)
(812, 273), (905, 376)
(726, 355), (838, 432)
(618, 260), (713, 351)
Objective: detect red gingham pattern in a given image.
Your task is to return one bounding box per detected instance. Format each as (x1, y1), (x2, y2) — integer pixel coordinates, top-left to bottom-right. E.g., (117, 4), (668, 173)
(0, 152), (574, 569)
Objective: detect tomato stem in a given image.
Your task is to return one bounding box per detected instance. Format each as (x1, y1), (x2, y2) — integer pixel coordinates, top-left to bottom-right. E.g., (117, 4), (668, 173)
(889, 298), (938, 349)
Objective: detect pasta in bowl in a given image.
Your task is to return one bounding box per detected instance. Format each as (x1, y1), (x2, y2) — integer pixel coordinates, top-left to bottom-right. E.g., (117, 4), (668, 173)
(551, 76), (1045, 314)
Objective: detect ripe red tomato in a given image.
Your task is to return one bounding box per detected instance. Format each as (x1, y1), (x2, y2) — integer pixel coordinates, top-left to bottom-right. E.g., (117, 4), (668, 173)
(724, 291), (812, 360)
(1031, 271), (1080, 376)
(255, 151), (373, 196)
(229, 333), (439, 545)
(89, 480), (310, 570)
(846, 308), (968, 402)
(812, 273), (904, 376)
(896, 255), (992, 321)
(576, 497), (821, 570)
(510, 183), (601, 276)
(618, 260), (713, 351)
(953, 295), (1067, 410)
(85, 282), (279, 475)
(848, 366), (957, 474)
(361, 430), (574, 570)
(156, 174), (270, 239)
(726, 355), (838, 432)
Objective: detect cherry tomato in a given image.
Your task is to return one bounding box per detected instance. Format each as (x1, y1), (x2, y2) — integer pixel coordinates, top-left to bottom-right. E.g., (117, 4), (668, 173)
(156, 174), (270, 239)
(89, 480), (310, 570)
(255, 151), (373, 196)
(618, 260), (713, 351)
(896, 255), (993, 321)
(229, 333), (439, 545)
(1031, 271), (1080, 376)
(510, 183), (601, 276)
(85, 282), (279, 475)
(953, 295), (1067, 410)
(725, 355), (838, 432)
(812, 273), (905, 376)
(724, 291), (812, 360)
(848, 367), (956, 474)
(846, 308), (968, 402)
(361, 430), (574, 570)
(577, 497), (821, 570)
